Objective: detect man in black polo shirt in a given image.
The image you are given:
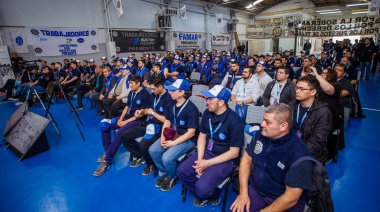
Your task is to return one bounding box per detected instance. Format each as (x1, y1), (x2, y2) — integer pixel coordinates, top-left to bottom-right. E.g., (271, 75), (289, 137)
(335, 64), (355, 128)
(317, 52), (332, 69)
(360, 38), (376, 80)
(94, 75), (151, 176)
(177, 85), (244, 207)
(120, 77), (172, 176)
(60, 61), (80, 93)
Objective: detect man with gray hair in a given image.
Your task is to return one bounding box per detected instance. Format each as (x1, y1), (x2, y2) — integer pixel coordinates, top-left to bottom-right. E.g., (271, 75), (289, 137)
(231, 103), (313, 212)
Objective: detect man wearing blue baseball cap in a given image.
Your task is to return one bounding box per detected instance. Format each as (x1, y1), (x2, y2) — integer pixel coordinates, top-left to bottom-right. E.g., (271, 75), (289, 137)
(149, 79), (199, 191)
(166, 55), (185, 83)
(100, 56), (112, 69)
(177, 85), (244, 207)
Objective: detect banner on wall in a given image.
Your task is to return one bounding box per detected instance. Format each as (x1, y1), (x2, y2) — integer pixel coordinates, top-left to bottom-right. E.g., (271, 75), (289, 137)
(247, 16), (380, 38)
(111, 30), (165, 53)
(211, 33), (230, 45)
(26, 27), (99, 56)
(173, 32), (202, 49)
(3, 27), (29, 53)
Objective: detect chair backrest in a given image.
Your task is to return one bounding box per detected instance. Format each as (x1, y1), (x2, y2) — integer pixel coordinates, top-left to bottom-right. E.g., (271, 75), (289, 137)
(245, 106), (266, 124)
(189, 95), (206, 115)
(228, 101), (236, 112)
(190, 72), (201, 81)
(192, 84), (208, 96)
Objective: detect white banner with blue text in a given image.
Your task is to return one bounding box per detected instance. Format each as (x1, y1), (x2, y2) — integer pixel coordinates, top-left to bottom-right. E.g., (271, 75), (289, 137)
(26, 27), (99, 56)
(173, 32), (203, 49)
(3, 27), (29, 53)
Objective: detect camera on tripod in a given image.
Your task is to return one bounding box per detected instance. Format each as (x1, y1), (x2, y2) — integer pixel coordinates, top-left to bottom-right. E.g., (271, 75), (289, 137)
(19, 60), (41, 73)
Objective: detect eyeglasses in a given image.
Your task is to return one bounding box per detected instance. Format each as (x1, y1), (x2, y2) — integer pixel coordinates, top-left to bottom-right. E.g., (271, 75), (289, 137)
(295, 86), (313, 92)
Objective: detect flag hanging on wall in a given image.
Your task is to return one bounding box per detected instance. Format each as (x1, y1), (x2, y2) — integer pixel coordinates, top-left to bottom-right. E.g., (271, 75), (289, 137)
(216, 13), (223, 28)
(2, 27), (29, 53)
(113, 0), (123, 17)
(179, 5), (187, 21)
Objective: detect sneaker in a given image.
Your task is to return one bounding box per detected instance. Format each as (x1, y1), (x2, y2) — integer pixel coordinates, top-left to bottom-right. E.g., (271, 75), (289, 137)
(155, 174), (168, 188)
(8, 98), (17, 101)
(93, 162), (110, 176)
(97, 153), (106, 163)
(75, 105), (83, 110)
(160, 177), (179, 191)
(130, 157), (146, 167)
(142, 165), (155, 176)
(193, 197), (221, 207)
(15, 102), (23, 106)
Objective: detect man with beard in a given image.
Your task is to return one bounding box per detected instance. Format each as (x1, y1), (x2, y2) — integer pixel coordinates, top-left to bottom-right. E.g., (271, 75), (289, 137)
(317, 52), (332, 69)
(262, 67), (295, 107)
(220, 62), (241, 89)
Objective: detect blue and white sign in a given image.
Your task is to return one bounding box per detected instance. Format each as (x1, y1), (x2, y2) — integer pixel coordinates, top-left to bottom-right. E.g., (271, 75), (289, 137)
(3, 27), (29, 53)
(173, 32), (203, 49)
(26, 27), (99, 56)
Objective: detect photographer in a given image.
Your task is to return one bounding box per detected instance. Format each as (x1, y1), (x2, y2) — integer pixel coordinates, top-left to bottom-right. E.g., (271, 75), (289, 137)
(10, 52), (24, 75)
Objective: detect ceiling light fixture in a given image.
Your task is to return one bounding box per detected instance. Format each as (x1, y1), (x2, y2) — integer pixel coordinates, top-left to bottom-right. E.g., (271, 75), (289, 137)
(352, 11), (369, 14)
(319, 11), (343, 14)
(316, 9), (340, 12)
(346, 3), (370, 7)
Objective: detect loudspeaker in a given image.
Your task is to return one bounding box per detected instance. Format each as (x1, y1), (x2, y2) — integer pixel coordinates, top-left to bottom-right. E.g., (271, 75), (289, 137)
(287, 22), (294, 27)
(5, 111), (50, 161)
(227, 23), (235, 32)
(158, 15), (172, 28)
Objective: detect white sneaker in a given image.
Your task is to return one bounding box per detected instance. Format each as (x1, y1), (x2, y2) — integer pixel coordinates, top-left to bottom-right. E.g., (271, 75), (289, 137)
(15, 102), (23, 105)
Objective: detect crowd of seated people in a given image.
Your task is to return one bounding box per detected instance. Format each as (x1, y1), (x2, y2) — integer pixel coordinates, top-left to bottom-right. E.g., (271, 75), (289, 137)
(1, 39), (368, 210)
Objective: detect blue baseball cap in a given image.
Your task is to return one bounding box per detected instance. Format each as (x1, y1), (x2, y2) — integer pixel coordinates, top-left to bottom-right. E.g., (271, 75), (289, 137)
(165, 79), (191, 91)
(257, 61), (266, 68)
(98, 118), (116, 131)
(266, 53), (274, 57)
(116, 58), (124, 63)
(120, 65), (128, 70)
(201, 85), (231, 103)
(174, 55), (181, 60)
(230, 59), (236, 62)
(143, 124), (161, 139)
(101, 56), (107, 60)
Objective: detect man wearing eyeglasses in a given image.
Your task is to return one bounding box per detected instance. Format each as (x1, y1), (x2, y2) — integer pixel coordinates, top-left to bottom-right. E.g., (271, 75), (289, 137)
(289, 75), (332, 164)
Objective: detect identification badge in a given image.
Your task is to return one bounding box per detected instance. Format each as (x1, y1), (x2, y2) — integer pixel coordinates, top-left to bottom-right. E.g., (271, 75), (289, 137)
(127, 108), (131, 115)
(173, 124), (177, 131)
(149, 114), (154, 119)
(207, 139), (214, 151)
(296, 130), (302, 138)
(273, 98), (278, 104)
(229, 83), (233, 89)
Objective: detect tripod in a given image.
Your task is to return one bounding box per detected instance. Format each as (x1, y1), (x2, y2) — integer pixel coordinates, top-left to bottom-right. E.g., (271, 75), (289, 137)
(25, 73), (60, 135)
(46, 80), (85, 141)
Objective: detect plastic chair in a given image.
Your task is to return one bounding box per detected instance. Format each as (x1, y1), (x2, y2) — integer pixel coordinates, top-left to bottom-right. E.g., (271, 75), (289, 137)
(190, 72), (201, 81)
(228, 101), (236, 112)
(189, 96), (206, 115)
(191, 84), (208, 96)
(245, 106), (266, 124)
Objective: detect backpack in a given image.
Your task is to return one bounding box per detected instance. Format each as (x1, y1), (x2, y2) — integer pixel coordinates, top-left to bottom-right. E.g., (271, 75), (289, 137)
(291, 156), (334, 212)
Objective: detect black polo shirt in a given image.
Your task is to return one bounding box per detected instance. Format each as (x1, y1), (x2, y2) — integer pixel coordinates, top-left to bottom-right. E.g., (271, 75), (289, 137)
(125, 88), (151, 119)
(67, 68), (80, 81)
(164, 99), (199, 143)
(147, 90), (173, 126)
(200, 108), (244, 164)
(361, 45), (376, 62)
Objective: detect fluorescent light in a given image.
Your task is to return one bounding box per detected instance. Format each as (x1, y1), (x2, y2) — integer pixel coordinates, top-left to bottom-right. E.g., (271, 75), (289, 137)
(245, 4), (253, 9)
(347, 3), (370, 7)
(252, 0), (263, 6)
(352, 11), (369, 14)
(316, 9), (340, 12)
(319, 11), (343, 14)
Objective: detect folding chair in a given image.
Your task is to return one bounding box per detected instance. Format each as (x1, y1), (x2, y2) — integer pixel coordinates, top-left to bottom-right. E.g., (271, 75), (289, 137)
(189, 96), (206, 116)
(228, 101), (236, 112)
(191, 84), (208, 96)
(190, 72), (201, 81)
(245, 105), (266, 124)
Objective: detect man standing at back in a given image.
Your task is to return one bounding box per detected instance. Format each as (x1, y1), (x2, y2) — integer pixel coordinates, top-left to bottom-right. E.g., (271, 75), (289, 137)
(177, 85), (244, 207)
(231, 103), (313, 212)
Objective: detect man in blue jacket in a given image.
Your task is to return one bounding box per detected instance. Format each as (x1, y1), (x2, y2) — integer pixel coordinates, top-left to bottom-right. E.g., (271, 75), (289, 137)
(231, 103), (313, 212)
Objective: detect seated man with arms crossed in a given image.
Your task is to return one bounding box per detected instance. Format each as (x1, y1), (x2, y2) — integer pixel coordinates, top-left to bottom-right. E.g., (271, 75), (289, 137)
(177, 85), (244, 207)
(231, 103), (313, 212)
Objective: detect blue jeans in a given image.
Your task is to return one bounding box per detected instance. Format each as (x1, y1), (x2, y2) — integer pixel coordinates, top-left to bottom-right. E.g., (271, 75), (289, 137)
(149, 139), (195, 179)
(27, 85), (45, 100)
(360, 61), (371, 78)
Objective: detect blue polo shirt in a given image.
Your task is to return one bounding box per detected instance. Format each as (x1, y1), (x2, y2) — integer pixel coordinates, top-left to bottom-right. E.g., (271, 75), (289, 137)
(164, 99), (199, 143)
(148, 90), (172, 126)
(125, 88), (151, 119)
(200, 108), (244, 164)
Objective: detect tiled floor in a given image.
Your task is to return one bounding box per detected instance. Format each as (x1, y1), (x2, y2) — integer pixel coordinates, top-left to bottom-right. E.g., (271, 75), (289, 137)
(0, 75), (379, 211)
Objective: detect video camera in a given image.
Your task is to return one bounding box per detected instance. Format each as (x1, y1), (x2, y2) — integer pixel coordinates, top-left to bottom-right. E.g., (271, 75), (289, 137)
(19, 59), (42, 72)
